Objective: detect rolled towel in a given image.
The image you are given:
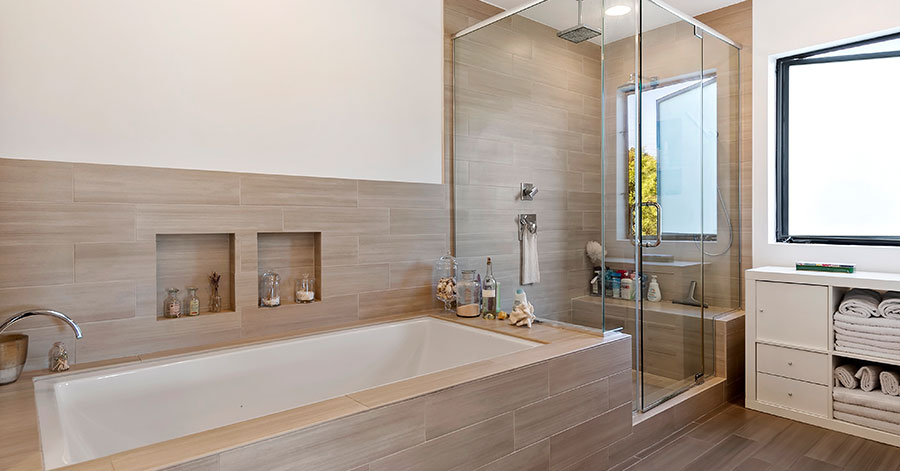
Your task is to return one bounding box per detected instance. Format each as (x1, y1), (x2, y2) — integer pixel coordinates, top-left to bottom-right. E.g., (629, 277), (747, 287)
(855, 365), (884, 392)
(834, 364), (859, 389)
(881, 371), (900, 396)
(839, 288), (882, 318)
(879, 291), (900, 320)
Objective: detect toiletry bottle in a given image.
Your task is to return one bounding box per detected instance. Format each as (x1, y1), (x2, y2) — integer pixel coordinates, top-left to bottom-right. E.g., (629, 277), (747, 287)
(647, 275), (662, 302)
(621, 275), (634, 300)
(611, 272), (621, 298)
(482, 257), (499, 319)
(514, 288), (527, 308)
(186, 287), (200, 316)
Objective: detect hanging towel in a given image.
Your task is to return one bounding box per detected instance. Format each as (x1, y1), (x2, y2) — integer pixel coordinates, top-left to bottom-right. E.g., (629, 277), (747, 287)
(838, 289), (882, 318)
(879, 292), (900, 320)
(856, 365), (884, 392)
(834, 365), (859, 389)
(881, 371), (900, 396)
(521, 229), (540, 285)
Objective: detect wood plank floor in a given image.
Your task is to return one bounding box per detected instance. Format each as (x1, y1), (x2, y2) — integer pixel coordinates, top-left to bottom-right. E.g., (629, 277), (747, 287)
(619, 403), (900, 471)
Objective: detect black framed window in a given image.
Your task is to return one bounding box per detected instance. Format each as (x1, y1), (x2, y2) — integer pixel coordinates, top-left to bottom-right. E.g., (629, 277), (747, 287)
(776, 32), (900, 246)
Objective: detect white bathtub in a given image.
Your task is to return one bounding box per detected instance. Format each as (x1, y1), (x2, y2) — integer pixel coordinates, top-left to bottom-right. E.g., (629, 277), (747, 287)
(33, 317), (538, 469)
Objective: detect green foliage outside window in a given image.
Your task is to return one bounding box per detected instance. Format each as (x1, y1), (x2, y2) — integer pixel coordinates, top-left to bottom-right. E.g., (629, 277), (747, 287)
(627, 147), (658, 237)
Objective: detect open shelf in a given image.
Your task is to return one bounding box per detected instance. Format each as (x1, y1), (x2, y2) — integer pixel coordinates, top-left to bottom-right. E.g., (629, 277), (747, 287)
(257, 232), (322, 305)
(156, 233), (235, 318)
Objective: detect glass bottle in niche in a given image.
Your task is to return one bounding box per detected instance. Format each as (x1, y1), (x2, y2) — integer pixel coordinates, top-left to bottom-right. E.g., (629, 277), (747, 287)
(185, 287), (200, 316)
(456, 270), (480, 318)
(259, 269), (281, 307)
(432, 251), (458, 311)
(164, 288), (182, 318)
(295, 274), (315, 303)
(481, 257), (499, 318)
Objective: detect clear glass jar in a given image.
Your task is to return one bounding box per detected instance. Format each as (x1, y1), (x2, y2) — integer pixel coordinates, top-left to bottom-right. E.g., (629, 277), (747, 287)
(455, 270), (480, 318)
(259, 269), (281, 307)
(295, 274), (316, 303)
(432, 252), (458, 311)
(185, 286), (200, 316)
(164, 288), (182, 318)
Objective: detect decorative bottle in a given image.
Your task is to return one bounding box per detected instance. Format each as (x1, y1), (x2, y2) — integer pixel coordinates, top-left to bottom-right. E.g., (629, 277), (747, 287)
(164, 288), (182, 318)
(481, 257), (499, 319)
(456, 270), (481, 318)
(185, 287), (200, 316)
(259, 269), (281, 307)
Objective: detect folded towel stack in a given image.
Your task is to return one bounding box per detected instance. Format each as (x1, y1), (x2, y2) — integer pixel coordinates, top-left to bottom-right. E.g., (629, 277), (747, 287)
(838, 289), (882, 318)
(833, 302), (900, 360)
(834, 386), (900, 434)
(879, 291), (900, 320)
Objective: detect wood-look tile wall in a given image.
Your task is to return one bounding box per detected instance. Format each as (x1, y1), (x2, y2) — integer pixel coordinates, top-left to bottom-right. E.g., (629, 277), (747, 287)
(0, 158), (447, 370)
(160, 338), (633, 471)
(449, 3), (605, 322)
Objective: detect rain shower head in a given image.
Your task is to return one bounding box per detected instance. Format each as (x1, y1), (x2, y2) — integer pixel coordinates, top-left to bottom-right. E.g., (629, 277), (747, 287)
(557, 0), (601, 43)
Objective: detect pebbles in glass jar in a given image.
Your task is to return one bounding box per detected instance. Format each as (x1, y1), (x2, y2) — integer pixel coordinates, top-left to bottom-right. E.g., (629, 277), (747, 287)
(259, 269), (281, 307)
(164, 288), (182, 318)
(295, 274), (316, 303)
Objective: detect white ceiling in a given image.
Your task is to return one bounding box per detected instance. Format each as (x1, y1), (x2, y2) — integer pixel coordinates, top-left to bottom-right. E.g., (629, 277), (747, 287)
(481, 0), (743, 43)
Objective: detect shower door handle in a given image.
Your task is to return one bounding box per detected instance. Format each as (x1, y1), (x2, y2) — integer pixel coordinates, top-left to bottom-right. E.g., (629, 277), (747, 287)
(640, 201), (662, 248)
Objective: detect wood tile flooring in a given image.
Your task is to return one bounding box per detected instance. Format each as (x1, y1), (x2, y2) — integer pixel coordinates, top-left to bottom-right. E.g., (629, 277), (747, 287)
(619, 403), (900, 471)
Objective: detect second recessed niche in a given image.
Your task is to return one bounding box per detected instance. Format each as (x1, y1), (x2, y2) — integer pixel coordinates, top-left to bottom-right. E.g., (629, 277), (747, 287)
(257, 232), (322, 305)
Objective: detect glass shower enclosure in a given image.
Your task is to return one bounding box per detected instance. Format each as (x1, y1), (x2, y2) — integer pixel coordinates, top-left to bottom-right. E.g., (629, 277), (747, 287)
(451, 0), (741, 412)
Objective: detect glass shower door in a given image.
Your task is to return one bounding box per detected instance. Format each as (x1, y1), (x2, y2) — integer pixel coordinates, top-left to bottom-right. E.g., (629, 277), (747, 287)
(635, 0), (705, 410)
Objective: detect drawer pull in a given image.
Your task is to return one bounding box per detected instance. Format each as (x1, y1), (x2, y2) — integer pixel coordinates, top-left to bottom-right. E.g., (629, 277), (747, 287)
(788, 362), (793, 366)
(788, 392), (793, 397)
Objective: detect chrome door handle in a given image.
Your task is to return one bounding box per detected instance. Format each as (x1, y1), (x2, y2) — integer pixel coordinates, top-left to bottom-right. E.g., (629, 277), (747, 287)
(640, 201), (662, 248)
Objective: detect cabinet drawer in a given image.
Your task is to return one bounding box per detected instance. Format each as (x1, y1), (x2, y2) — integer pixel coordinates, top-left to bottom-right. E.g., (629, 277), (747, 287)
(757, 373), (829, 417)
(756, 281), (828, 350)
(757, 343), (830, 385)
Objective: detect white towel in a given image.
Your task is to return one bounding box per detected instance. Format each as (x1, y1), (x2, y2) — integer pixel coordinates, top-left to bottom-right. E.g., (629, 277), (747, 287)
(834, 325), (900, 344)
(520, 229), (540, 285)
(834, 411), (900, 435)
(856, 365), (884, 392)
(834, 345), (900, 363)
(879, 291), (900, 320)
(834, 402), (900, 425)
(838, 289), (882, 318)
(881, 371), (900, 396)
(836, 332), (900, 351)
(834, 312), (900, 330)
(834, 386), (900, 413)
(834, 365), (859, 389)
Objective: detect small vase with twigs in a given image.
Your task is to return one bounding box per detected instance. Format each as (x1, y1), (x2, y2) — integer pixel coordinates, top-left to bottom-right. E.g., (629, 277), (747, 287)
(209, 272), (222, 313)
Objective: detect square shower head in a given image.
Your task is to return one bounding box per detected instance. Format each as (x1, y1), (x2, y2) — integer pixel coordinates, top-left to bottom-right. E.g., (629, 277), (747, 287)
(557, 24), (601, 43)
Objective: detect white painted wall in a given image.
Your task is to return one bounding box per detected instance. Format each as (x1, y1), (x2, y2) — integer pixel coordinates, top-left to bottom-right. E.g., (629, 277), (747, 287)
(0, 1), (443, 184)
(752, 0), (900, 272)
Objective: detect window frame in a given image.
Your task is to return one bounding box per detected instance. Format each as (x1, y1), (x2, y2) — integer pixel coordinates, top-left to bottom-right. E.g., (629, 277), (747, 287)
(775, 31), (900, 246)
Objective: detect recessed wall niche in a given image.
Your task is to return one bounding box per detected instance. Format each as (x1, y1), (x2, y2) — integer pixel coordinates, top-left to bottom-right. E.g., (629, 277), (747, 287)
(257, 232), (322, 305)
(155, 233), (236, 318)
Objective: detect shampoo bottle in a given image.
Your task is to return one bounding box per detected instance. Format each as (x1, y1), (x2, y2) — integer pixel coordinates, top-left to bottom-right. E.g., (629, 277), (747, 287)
(647, 275), (662, 302)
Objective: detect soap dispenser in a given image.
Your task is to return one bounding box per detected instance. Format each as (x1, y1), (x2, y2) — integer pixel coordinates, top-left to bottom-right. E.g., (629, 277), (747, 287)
(647, 275), (662, 302)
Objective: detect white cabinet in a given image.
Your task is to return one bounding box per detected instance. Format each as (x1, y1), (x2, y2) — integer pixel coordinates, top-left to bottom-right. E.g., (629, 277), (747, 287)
(746, 267), (900, 447)
(756, 281), (828, 351)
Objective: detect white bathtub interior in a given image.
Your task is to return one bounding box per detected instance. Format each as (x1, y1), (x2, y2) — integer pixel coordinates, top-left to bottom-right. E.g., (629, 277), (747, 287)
(34, 317), (539, 469)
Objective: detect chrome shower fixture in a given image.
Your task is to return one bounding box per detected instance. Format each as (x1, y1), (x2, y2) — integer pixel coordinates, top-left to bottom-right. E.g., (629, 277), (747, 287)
(557, 0), (601, 43)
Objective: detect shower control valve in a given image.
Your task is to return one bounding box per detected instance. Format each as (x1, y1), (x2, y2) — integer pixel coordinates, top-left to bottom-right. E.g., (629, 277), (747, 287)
(521, 183), (538, 201)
